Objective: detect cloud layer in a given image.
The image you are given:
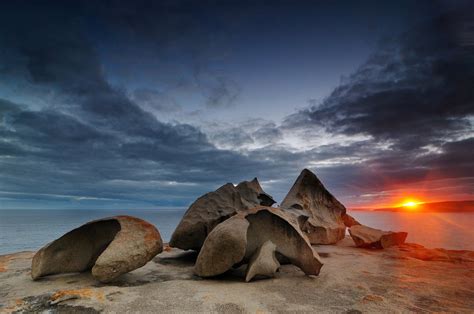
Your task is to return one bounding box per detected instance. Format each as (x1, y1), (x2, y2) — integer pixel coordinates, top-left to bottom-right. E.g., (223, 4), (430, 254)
(0, 1), (472, 209)
(282, 8), (474, 204)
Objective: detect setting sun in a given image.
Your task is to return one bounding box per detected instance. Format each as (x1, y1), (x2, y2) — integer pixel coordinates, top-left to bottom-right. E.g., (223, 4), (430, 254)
(398, 199), (424, 211)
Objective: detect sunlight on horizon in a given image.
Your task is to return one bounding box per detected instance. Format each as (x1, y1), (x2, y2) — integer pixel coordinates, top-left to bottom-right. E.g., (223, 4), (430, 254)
(399, 199), (424, 211)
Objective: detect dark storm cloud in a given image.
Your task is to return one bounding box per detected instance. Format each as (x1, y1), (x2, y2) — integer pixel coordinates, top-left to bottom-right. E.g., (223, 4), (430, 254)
(208, 120), (283, 149)
(131, 89), (182, 113)
(0, 1), (271, 206)
(210, 127), (254, 148)
(284, 7), (474, 191)
(0, 1), (472, 209)
(203, 76), (241, 108)
(0, 1), (313, 206)
(91, 0), (243, 109)
(252, 122), (283, 144)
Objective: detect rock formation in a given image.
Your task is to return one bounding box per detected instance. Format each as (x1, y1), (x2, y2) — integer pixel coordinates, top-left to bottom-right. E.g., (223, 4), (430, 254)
(193, 216), (249, 277)
(194, 206), (323, 279)
(280, 169), (346, 244)
(31, 216), (162, 283)
(342, 213), (361, 227)
(170, 178), (275, 251)
(236, 178), (276, 207)
(348, 225), (407, 249)
(245, 240), (280, 282)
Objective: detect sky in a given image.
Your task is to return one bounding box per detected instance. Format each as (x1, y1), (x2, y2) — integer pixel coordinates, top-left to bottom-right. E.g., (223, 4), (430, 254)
(0, 0), (473, 210)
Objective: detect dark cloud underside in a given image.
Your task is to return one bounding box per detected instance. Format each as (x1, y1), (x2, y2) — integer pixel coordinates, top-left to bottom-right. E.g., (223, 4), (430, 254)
(284, 8), (474, 202)
(0, 1), (472, 208)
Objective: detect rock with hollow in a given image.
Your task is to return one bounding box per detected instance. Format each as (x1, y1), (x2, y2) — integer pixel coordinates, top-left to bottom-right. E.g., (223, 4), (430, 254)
(31, 216), (162, 283)
(194, 206), (323, 279)
(193, 216), (249, 277)
(236, 178), (276, 207)
(170, 178), (275, 251)
(348, 224), (408, 249)
(245, 240), (280, 282)
(280, 169), (346, 244)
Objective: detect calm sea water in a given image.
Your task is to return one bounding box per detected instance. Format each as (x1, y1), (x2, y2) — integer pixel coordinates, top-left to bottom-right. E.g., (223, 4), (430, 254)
(350, 211), (474, 251)
(0, 209), (185, 255)
(1, 209), (473, 255)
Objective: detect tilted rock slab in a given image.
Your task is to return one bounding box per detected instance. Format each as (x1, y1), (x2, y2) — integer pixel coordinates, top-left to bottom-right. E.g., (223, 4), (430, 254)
(31, 215), (162, 283)
(349, 224), (408, 249)
(245, 240), (280, 282)
(194, 206), (323, 279)
(170, 178), (275, 251)
(342, 213), (361, 228)
(280, 169), (347, 244)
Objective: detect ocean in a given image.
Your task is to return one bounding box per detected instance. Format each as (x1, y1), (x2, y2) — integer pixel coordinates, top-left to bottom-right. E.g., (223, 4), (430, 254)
(1, 209), (473, 255)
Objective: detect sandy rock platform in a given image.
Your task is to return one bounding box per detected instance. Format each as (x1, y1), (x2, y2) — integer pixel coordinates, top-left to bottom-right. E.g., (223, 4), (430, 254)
(1, 237), (473, 313)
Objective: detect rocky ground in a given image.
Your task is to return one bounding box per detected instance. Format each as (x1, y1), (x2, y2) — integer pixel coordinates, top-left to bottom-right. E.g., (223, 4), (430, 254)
(1, 237), (474, 313)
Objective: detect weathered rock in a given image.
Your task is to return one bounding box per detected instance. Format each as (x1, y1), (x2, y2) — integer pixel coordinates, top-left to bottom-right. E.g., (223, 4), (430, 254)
(31, 216), (162, 282)
(280, 169), (346, 244)
(245, 240), (280, 282)
(342, 213), (361, 227)
(236, 178), (276, 207)
(193, 217), (249, 277)
(170, 178), (275, 251)
(348, 224), (407, 249)
(195, 206), (323, 279)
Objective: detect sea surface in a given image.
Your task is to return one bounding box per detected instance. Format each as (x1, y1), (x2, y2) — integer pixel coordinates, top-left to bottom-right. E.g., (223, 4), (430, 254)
(1, 209), (473, 255)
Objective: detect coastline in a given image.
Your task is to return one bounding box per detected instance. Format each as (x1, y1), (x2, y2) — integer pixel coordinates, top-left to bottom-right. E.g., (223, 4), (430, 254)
(2, 237), (474, 313)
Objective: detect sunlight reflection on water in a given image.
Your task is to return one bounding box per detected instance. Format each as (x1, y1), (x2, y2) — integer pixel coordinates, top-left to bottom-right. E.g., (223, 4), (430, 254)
(1, 209), (473, 254)
(350, 211), (474, 250)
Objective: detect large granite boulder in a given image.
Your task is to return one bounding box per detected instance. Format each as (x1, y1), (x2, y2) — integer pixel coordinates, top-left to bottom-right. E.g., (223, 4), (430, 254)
(170, 178), (275, 251)
(194, 206), (323, 280)
(348, 225), (408, 249)
(280, 169), (346, 244)
(31, 216), (162, 283)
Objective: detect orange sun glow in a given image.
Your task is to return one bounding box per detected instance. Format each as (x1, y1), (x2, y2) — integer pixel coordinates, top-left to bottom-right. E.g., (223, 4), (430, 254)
(398, 199), (423, 211)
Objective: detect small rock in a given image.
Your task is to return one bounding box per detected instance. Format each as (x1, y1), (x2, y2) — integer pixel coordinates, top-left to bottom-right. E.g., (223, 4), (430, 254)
(349, 225), (407, 249)
(362, 294), (384, 303)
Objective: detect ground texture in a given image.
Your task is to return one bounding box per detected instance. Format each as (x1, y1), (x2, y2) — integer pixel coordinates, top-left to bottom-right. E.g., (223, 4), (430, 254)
(1, 237), (474, 313)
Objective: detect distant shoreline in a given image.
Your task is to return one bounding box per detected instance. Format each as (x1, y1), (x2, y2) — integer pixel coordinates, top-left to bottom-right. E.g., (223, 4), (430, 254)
(350, 200), (474, 212)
